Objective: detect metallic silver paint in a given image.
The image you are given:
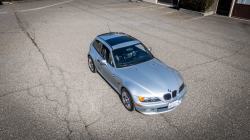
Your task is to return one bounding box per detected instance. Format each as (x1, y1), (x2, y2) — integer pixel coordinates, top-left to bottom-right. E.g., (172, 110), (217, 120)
(88, 33), (187, 114)
(112, 40), (140, 50)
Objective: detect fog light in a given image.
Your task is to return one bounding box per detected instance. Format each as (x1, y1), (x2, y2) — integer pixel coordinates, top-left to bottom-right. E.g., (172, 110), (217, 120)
(145, 109), (154, 112)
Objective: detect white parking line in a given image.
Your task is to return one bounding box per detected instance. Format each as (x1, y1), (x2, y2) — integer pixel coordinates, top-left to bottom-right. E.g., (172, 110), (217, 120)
(19, 0), (74, 12)
(0, 0), (74, 14)
(166, 11), (176, 14)
(184, 16), (204, 22)
(0, 12), (9, 14)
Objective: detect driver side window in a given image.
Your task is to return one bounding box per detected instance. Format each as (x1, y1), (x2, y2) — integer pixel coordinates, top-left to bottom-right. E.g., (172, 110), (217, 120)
(135, 44), (146, 52)
(107, 52), (114, 67)
(101, 45), (114, 67)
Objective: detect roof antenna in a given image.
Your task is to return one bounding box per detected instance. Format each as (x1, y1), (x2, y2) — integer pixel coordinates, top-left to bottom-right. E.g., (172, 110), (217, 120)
(107, 22), (111, 34)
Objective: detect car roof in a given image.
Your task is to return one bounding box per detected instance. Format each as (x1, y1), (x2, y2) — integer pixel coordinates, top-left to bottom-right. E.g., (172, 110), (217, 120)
(98, 32), (139, 48)
(112, 40), (140, 50)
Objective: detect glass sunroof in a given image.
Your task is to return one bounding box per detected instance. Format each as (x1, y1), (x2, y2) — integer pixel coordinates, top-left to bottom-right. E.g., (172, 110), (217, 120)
(105, 36), (135, 46)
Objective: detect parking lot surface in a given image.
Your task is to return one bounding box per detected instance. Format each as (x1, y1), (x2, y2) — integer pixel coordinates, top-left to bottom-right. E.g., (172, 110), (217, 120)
(0, 0), (249, 139)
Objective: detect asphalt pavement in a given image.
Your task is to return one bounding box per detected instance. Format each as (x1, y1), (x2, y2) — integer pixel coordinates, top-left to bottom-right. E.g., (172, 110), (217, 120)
(0, 0), (249, 139)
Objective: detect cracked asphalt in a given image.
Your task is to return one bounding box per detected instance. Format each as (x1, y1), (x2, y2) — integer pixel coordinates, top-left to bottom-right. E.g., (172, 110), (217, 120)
(0, 0), (249, 139)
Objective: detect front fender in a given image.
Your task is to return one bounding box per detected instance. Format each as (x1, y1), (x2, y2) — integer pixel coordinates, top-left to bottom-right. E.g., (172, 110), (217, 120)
(121, 77), (155, 97)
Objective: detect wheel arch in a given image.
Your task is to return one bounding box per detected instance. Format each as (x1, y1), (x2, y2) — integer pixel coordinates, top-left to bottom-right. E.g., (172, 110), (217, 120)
(120, 86), (136, 111)
(120, 86), (135, 103)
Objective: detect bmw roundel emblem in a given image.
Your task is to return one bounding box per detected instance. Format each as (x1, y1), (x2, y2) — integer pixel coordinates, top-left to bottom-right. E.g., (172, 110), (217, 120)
(168, 89), (171, 92)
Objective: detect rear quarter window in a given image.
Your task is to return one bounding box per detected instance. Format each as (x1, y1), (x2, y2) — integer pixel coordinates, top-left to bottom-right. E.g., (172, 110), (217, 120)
(92, 40), (102, 54)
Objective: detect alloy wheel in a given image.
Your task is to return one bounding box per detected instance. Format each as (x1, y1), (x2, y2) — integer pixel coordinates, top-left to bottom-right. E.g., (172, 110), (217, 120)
(88, 57), (94, 72)
(122, 91), (132, 110)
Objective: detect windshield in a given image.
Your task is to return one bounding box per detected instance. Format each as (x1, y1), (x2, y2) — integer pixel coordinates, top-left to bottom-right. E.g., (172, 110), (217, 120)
(113, 43), (154, 68)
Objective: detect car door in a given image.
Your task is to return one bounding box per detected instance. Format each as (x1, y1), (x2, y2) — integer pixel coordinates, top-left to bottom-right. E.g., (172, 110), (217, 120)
(99, 45), (118, 90)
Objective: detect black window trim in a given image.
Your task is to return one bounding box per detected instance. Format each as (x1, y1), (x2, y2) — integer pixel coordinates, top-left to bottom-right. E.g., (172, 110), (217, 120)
(96, 37), (116, 68)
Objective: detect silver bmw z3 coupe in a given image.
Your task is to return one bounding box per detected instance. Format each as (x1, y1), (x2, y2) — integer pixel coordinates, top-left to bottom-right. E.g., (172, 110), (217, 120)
(88, 32), (187, 115)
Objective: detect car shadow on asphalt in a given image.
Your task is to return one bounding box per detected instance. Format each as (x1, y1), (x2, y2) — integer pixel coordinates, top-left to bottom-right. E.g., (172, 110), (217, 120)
(96, 71), (142, 114)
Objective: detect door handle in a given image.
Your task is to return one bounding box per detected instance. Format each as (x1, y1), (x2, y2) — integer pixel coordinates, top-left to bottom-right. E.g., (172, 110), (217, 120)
(112, 74), (114, 77)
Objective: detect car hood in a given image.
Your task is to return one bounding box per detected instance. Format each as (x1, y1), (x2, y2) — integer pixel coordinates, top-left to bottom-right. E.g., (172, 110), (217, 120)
(116, 58), (181, 97)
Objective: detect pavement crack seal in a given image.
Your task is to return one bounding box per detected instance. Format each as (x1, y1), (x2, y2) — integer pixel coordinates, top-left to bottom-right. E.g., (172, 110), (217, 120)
(49, 68), (73, 140)
(70, 0), (250, 74)
(82, 102), (120, 137)
(65, 92), (73, 140)
(11, 6), (77, 139)
(80, 0), (232, 58)
(82, 87), (111, 140)
(12, 6), (49, 71)
(161, 114), (191, 139)
(75, 86), (108, 140)
(77, 102), (94, 140)
(67, 1), (215, 61)
(0, 84), (41, 98)
(12, 6), (73, 135)
(66, 119), (73, 140)
(0, 88), (27, 98)
(179, 46), (246, 72)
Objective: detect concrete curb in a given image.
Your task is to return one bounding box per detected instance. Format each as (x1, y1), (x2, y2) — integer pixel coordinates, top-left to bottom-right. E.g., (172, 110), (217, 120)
(179, 8), (214, 16)
(2, 2), (13, 4)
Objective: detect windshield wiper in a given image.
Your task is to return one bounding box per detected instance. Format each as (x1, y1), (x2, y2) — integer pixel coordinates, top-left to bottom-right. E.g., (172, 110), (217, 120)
(133, 59), (149, 65)
(117, 59), (149, 68)
(116, 64), (130, 68)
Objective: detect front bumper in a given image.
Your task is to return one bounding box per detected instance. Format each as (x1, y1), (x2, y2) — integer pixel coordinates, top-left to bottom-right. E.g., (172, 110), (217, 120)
(133, 85), (187, 115)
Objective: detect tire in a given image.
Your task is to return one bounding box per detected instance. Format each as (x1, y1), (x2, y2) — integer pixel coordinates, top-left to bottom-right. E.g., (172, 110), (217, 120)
(121, 88), (134, 111)
(88, 56), (96, 73)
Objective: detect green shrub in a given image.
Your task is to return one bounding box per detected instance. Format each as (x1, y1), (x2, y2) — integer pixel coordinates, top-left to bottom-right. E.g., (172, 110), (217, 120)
(181, 0), (215, 12)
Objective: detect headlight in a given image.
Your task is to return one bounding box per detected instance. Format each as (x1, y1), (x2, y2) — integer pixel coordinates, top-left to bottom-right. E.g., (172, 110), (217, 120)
(138, 96), (161, 102)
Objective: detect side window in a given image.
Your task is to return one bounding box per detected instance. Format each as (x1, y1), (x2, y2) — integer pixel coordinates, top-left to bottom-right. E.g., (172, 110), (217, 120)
(135, 44), (146, 52)
(101, 45), (107, 59)
(135, 43), (154, 58)
(101, 45), (114, 67)
(92, 40), (102, 54)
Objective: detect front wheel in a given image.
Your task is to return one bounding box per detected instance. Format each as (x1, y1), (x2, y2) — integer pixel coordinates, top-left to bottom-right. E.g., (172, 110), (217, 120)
(121, 88), (134, 111)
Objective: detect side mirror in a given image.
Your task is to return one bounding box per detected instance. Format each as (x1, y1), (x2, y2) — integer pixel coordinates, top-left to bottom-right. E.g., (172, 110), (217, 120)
(148, 47), (152, 52)
(100, 60), (108, 66)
